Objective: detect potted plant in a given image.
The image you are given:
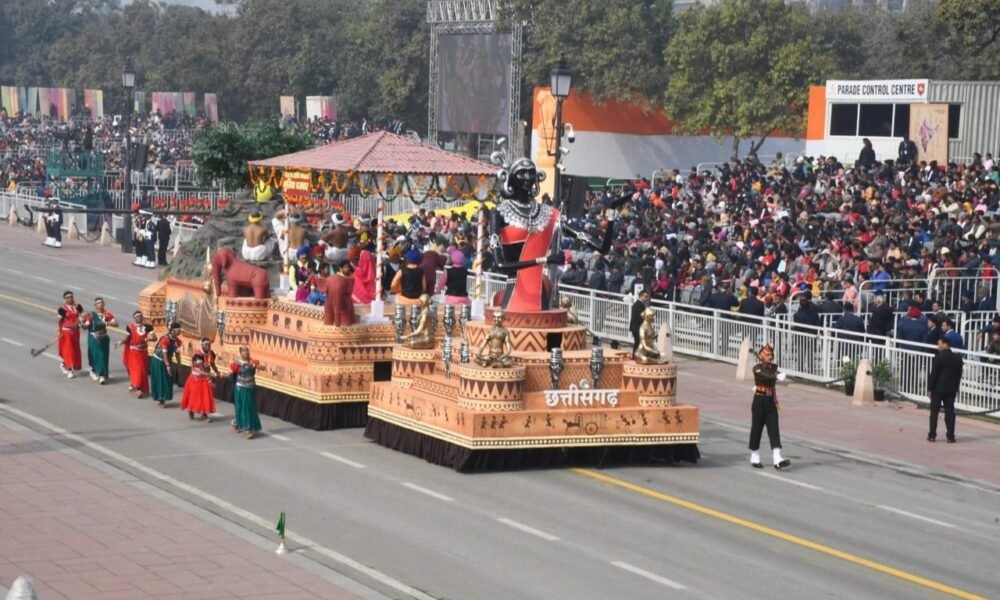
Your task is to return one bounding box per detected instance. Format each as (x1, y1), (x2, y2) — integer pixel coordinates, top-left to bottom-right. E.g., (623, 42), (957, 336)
(871, 359), (894, 402)
(840, 356), (857, 395)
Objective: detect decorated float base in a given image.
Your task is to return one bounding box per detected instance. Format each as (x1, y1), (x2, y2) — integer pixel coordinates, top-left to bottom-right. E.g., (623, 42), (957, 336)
(365, 310), (700, 472)
(139, 278), (399, 430)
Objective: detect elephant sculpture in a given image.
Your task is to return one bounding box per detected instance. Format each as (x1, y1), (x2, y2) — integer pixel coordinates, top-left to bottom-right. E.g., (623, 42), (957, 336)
(211, 247), (271, 299)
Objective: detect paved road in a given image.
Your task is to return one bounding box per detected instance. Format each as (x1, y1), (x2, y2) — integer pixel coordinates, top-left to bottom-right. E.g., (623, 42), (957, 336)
(1, 244), (998, 600)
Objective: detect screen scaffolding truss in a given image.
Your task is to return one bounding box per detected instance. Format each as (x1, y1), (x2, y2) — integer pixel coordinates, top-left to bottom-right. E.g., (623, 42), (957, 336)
(427, 0), (523, 158)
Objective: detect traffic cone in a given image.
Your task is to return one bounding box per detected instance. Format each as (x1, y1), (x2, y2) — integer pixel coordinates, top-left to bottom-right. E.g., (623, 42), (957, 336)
(5, 575), (38, 600)
(67, 220), (80, 240)
(7, 205), (16, 227)
(36, 216), (45, 235)
(99, 222), (113, 246)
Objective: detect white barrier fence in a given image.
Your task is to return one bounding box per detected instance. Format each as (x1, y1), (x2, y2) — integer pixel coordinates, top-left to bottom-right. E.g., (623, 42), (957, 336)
(0, 192), (87, 237)
(553, 282), (999, 415)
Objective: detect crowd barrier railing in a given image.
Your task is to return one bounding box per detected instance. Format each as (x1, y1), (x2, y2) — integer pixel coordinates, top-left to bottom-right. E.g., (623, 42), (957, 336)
(0, 191), (88, 237)
(551, 282), (999, 415)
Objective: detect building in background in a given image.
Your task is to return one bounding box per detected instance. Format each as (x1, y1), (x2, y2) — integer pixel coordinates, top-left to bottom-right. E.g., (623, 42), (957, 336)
(805, 79), (1000, 165)
(530, 87), (804, 195)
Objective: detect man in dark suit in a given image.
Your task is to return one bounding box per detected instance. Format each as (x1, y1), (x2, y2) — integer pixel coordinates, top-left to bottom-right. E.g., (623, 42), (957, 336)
(792, 293), (821, 372)
(155, 213), (172, 266)
(866, 292), (894, 339)
(629, 289), (651, 356)
(927, 336), (963, 443)
(833, 302), (865, 340)
(739, 286), (766, 318)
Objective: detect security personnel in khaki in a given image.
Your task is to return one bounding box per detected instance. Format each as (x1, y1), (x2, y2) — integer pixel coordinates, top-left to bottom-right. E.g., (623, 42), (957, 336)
(750, 343), (791, 470)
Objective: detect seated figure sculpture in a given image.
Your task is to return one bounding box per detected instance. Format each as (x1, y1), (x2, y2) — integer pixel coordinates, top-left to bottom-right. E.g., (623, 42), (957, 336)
(559, 297), (580, 325)
(634, 308), (667, 365)
(475, 310), (514, 368)
(242, 212), (275, 262)
(400, 294), (436, 349)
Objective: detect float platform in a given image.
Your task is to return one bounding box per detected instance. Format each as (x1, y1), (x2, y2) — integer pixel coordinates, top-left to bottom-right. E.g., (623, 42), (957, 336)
(365, 309), (700, 471)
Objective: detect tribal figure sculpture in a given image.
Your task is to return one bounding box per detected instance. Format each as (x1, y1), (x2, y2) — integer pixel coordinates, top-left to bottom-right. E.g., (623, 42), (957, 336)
(488, 140), (618, 312)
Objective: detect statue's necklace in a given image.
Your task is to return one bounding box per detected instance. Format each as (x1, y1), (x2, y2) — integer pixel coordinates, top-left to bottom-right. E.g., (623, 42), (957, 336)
(499, 201), (553, 234)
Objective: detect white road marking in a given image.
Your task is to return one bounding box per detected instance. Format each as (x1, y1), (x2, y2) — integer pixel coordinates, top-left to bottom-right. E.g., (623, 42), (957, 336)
(401, 482), (454, 502)
(33, 276), (54, 283)
(496, 517), (560, 541)
(757, 471), (824, 491)
(611, 561), (687, 590)
(42, 352), (61, 362)
(103, 294), (121, 302)
(1, 338), (24, 347)
(0, 267), (23, 275)
(0, 403), (436, 600)
(319, 451), (366, 469)
(876, 505), (957, 529)
(270, 434), (291, 442)
(65, 284), (84, 291)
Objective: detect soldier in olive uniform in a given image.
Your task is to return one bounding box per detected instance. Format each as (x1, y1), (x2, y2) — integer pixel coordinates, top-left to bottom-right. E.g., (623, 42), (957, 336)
(750, 343), (791, 470)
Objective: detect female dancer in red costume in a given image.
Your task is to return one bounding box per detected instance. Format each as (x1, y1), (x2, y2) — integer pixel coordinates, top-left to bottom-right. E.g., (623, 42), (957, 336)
(57, 291), (83, 377)
(181, 353), (216, 422)
(117, 311), (155, 396)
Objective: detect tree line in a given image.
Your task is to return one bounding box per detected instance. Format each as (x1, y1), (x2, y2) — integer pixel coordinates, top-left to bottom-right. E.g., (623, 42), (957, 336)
(0, 0), (995, 147)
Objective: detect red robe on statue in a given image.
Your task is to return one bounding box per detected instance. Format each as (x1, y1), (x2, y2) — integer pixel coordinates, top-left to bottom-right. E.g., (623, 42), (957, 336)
(500, 208), (558, 312)
(57, 303), (83, 370)
(123, 322), (152, 393)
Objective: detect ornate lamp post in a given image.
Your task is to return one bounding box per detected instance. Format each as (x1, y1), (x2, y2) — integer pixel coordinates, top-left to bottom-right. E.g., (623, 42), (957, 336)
(120, 58), (136, 253)
(547, 56), (573, 305)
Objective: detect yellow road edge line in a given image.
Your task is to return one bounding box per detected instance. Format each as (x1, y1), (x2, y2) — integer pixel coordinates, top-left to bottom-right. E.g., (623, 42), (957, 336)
(570, 468), (985, 600)
(0, 292), (128, 335)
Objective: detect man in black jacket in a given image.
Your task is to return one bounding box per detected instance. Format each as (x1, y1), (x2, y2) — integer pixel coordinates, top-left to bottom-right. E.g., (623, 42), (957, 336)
(155, 214), (172, 266)
(629, 289), (651, 356)
(792, 293), (821, 372)
(866, 292), (894, 339)
(927, 336), (963, 443)
(740, 286), (766, 317)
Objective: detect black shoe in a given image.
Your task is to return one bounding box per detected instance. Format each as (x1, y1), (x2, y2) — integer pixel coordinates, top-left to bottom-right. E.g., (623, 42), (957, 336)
(946, 437), (956, 444)
(775, 459), (791, 470)
(927, 434), (936, 442)
(751, 462), (763, 469)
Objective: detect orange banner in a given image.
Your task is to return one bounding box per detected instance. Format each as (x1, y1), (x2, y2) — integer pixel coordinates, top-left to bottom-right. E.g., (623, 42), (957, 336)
(281, 170), (311, 200)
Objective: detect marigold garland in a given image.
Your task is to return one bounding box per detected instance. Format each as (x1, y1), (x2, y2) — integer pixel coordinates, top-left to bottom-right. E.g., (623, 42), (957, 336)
(247, 166), (496, 203)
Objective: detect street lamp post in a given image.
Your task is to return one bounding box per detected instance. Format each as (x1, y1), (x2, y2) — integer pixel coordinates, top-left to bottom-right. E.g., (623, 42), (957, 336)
(547, 56), (573, 305)
(120, 58), (136, 253)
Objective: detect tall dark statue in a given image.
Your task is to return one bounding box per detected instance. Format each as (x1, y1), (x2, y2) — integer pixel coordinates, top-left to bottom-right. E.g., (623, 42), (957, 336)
(488, 140), (619, 311)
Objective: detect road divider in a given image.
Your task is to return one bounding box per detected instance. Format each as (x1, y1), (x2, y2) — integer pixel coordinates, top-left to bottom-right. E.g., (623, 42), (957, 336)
(496, 517), (560, 541)
(401, 482), (454, 502)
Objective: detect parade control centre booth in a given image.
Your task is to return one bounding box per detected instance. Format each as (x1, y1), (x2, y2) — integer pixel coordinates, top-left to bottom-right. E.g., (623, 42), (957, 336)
(805, 79), (1000, 166)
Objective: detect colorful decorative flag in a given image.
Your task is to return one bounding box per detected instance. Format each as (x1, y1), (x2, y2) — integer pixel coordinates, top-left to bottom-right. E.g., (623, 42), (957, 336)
(134, 90), (146, 114)
(83, 89), (104, 119)
(280, 96), (296, 118)
(275, 511), (286, 539)
(305, 96), (336, 121)
(26, 87), (38, 115)
(204, 93), (218, 123)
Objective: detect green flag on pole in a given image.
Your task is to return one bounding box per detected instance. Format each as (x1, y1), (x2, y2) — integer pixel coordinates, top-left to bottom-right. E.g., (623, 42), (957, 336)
(276, 511), (286, 538)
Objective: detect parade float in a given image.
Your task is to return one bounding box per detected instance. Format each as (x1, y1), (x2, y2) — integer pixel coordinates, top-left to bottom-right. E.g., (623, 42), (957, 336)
(363, 143), (700, 471)
(141, 133), (699, 469)
(139, 132), (497, 429)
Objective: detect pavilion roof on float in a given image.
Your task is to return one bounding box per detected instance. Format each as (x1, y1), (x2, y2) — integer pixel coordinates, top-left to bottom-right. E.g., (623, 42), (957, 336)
(249, 131), (496, 176)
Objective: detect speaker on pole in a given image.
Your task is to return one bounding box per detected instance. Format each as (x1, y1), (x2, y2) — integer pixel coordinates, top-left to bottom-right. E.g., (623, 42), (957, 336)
(562, 175), (587, 219)
(131, 141), (148, 172)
